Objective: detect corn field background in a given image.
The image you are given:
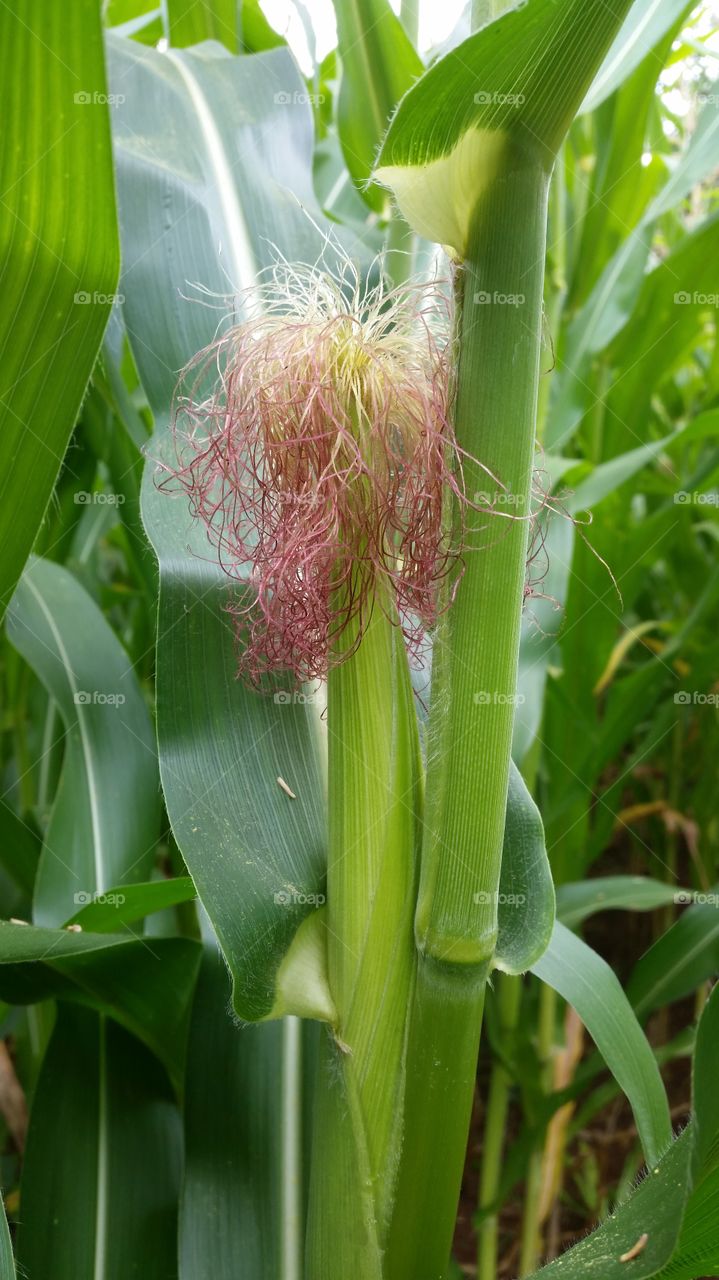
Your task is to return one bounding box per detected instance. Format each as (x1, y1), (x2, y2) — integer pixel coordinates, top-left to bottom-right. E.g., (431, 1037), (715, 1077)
(1, 0), (719, 1277)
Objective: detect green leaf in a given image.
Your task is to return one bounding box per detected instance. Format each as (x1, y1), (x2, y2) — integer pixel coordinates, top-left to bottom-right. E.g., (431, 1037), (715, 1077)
(0, 1194), (15, 1280)
(17, 1006), (181, 1279)
(0, 801), (41, 898)
(109, 38), (346, 1021)
(333, 0), (422, 209)
(0, 921), (200, 1087)
(628, 899), (719, 1019)
(374, 0), (636, 255)
(535, 988), (719, 1280)
(649, 987), (719, 1278)
(692, 982), (719, 1182)
(5, 558), (160, 925)
(549, 107), (719, 447)
(493, 762), (555, 974)
(557, 877), (684, 929)
(527, 1128), (692, 1280)
(108, 37), (344, 397)
(165, 0), (283, 52)
(180, 946), (300, 1279)
(532, 921), (672, 1167)
(65, 877), (196, 931)
(581, 0), (693, 113)
(0, 0), (119, 617)
(167, 0), (239, 50)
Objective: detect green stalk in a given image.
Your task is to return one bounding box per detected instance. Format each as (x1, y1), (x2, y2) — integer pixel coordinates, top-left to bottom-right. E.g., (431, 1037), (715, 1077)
(386, 155), (551, 1280)
(477, 974), (522, 1280)
(306, 577), (421, 1272)
(519, 982), (557, 1276)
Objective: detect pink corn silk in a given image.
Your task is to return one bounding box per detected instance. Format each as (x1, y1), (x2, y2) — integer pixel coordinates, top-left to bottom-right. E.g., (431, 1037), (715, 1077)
(163, 284), (479, 686)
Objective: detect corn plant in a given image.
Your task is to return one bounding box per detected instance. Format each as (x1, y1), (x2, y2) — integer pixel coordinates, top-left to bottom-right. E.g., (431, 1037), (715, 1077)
(0, 1), (718, 1279)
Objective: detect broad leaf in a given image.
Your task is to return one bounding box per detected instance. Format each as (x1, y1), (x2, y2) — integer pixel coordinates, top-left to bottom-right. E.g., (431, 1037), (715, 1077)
(6, 558), (160, 925)
(333, 0), (422, 209)
(179, 946), (298, 1279)
(0, 921), (200, 1087)
(374, 0), (636, 256)
(532, 921), (672, 1167)
(628, 900), (719, 1019)
(581, 0), (693, 113)
(557, 877), (684, 929)
(109, 39), (349, 1020)
(493, 762), (555, 973)
(17, 1006), (181, 1279)
(66, 876), (196, 931)
(0, 0), (119, 616)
